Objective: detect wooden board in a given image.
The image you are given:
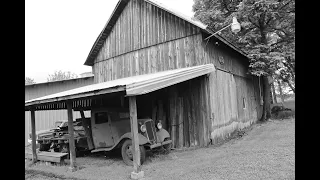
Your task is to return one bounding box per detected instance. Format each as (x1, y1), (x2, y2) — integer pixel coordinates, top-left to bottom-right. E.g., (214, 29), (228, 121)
(67, 101), (76, 168)
(30, 110), (37, 162)
(25, 151), (68, 163)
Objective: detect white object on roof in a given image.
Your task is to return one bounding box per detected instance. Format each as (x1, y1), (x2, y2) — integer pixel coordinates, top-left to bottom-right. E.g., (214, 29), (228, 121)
(145, 0), (207, 30)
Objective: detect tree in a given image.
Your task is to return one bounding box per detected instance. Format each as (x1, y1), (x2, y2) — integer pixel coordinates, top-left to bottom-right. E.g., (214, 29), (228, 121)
(47, 70), (78, 82)
(274, 77), (293, 102)
(25, 77), (36, 85)
(271, 80), (277, 104)
(193, 0), (295, 121)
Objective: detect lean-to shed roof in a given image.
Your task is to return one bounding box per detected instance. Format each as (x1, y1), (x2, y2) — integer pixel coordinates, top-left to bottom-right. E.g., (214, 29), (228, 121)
(25, 64), (215, 110)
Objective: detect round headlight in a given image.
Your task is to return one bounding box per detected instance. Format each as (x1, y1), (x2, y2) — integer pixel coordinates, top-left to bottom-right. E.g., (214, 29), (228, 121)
(140, 124), (146, 132)
(157, 122), (162, 130)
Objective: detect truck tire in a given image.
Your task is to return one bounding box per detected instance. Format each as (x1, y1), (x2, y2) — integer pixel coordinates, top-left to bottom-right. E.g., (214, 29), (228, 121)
(121, 139), (146, 166)
(59, 143), (69, 153)
(39, 143), (50, 151)
(59, 143), (70, 159)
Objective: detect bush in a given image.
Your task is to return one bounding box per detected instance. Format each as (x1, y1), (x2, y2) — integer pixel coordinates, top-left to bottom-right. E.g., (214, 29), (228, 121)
(271, 105), (294, 119)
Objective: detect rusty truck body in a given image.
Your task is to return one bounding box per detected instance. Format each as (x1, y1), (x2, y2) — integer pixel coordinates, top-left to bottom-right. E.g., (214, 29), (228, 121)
(35, 107), (172, 165)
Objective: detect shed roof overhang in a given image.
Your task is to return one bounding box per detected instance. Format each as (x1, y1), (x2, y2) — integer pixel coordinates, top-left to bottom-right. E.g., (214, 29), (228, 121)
(25, 64), (215, 111)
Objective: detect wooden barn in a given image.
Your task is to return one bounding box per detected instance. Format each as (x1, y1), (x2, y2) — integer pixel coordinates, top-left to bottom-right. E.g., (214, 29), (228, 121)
(25, 0), (264, 175)
(85, 0), (264, 148)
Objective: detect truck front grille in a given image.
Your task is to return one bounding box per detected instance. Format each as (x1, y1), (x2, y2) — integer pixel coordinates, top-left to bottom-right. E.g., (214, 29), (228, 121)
(145, 121), (156, 143)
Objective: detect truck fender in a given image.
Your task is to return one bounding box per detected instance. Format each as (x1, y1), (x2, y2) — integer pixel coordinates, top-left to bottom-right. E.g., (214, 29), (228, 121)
(156, 129), (170, 142)
(118, 132), (149, 145)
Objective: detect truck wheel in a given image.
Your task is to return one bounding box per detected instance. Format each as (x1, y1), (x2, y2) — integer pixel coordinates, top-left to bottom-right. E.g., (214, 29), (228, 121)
(163, 138), (172, 154)
(121, 139), (146, 166)
(59, 143), (70, 159)
(39, 143), (50, 151)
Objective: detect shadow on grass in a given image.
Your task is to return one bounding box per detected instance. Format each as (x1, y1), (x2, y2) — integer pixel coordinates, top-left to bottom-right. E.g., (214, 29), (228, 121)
(25, 169), (88, 180)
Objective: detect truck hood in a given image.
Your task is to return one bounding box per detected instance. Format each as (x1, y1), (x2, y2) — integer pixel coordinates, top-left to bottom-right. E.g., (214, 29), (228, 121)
(38, 128), (58, 135)
(29, 128), (58, 138)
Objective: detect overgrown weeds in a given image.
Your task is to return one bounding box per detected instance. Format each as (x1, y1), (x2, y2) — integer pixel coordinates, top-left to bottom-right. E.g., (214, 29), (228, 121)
(271, 110), (295, 120)
(147, 147), (174, 163)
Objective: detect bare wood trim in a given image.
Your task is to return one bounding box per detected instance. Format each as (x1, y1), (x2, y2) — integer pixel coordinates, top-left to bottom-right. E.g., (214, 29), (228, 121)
(30, 109), (37, 163)
(215, 67), (251, 79)
(67, 101), (76, 169)
(129, 96), (141, 172)
(204, 29), (248, 58)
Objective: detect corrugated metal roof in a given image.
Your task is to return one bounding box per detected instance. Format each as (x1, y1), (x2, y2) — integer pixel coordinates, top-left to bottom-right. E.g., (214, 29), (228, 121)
(84, 0), (247, 66)
(25, 64), (215, 108)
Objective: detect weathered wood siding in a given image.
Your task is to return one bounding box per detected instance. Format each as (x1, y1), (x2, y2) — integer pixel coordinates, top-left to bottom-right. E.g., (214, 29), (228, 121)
(94, 34), (205, 83)
(166, 77), (212, 148)
(94, 30), (250, 83)
(135, 71), (262, 148)
(93, 0), (201, 83)
(136, 76), (211, 148)
(95, 0), (199, 64)
(208, 70), (262, 143)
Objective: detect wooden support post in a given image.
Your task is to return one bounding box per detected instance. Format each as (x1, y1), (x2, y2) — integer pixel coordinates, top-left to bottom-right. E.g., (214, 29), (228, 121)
(129, 96), (144, 179)
(30, 109), (37, 163)
(80, 110), (94, 150)
(67, 101), (76, 170)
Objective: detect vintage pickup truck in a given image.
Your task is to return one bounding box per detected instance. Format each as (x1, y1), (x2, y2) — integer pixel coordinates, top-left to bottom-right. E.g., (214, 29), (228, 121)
(33, 108), (172, 165)
(28, 120), (88, 154)
(27, 121), (65, 146)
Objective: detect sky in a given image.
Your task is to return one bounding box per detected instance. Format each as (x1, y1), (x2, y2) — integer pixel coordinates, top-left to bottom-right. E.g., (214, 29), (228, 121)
(25, 0), (195, 83)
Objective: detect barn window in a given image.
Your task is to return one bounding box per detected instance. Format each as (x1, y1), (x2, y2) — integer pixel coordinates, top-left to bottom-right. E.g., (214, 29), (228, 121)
(95, 112), (109, 124)
(243, 97), (246, 109)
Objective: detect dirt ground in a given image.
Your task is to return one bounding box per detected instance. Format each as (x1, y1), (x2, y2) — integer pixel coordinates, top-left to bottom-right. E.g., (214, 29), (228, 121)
(25, 118), (295, 180)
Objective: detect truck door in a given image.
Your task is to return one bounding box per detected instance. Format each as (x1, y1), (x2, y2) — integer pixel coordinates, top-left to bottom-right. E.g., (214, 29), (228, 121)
(91, 111), (115, 148)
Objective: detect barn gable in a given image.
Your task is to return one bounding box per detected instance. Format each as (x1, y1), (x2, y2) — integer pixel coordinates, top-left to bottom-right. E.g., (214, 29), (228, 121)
(85, 0), (207, 66)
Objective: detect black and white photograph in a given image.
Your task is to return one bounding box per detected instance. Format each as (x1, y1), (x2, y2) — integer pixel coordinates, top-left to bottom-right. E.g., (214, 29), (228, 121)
(25, 0), (295, 179)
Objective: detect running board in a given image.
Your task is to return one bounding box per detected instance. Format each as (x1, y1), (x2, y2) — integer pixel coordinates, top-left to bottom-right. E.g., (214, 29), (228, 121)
(91, 147), (113, 153)
(150, 140), (172, 149)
